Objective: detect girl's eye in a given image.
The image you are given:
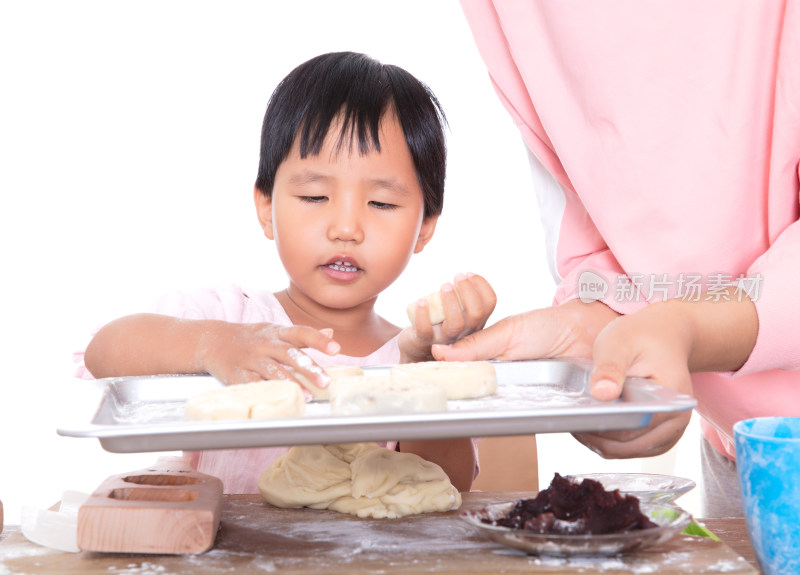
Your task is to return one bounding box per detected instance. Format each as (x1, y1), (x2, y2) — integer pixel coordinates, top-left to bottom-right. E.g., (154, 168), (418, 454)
(369, 201), (399, 210)
(299, 196), (327, 204)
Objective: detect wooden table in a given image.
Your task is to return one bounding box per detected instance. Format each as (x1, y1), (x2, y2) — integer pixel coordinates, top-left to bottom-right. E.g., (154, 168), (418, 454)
(699, 517), (760, 572)
(0, 493), (761, 574)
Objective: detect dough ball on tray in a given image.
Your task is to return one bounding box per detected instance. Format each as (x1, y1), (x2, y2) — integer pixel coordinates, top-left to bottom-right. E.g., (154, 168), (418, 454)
(329, 374), (447, 416)
(184, 379), (305, 421)
(391, 360), (497, 400)
(294, 365), (365, 401)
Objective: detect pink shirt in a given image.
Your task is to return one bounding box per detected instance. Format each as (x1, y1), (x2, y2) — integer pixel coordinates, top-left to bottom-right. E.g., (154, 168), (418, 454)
(462, 0), (800, 459)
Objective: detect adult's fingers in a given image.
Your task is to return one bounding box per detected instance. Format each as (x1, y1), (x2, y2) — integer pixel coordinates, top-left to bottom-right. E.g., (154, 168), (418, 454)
(572, 411), (692, 459)
(434, 304), (615, 363)
(588, 324), (636, 401)
(432, 316), (518, 361)
(588, 312), (695, 402)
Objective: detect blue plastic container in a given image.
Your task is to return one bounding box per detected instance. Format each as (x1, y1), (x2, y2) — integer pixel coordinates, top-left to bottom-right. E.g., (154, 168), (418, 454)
(734, 417), (800, 575)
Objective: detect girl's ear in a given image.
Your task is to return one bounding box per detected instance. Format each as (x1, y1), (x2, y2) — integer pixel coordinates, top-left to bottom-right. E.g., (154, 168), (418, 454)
(413, 215), (439, 254)
(253, 186), (275, 240)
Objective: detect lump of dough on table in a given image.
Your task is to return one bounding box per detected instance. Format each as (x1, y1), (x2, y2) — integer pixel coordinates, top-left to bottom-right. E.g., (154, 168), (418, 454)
(406, 286), (463, 326)
(329, 374), (447, 415)
(391, 361), (497, 400)
(258, 443), (462, 518)
(295, 365), (364, 401)
(184, 379), (305, 421)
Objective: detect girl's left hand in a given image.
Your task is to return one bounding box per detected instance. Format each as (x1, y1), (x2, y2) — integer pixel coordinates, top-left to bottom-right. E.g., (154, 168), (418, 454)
(399, 273), (496, 363)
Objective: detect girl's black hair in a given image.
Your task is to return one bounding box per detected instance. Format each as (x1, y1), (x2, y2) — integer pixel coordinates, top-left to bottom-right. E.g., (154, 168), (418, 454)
(254, 51), (446, 218)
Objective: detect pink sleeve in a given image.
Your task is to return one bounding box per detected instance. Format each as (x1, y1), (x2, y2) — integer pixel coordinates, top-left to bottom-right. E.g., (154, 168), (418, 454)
(739, 183), (800, 375)
(152, 285), (251, 322)
(463, 0), (646, 316)
(737, 13), (800, 374)
(461, 0), (800, 395)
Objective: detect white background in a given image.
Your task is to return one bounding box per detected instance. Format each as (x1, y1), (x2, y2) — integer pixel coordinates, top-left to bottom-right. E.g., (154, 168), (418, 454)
(0, 1), (700, 526)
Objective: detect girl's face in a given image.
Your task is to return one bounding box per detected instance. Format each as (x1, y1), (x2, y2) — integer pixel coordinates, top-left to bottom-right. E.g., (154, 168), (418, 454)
(256, 113), (437, 314)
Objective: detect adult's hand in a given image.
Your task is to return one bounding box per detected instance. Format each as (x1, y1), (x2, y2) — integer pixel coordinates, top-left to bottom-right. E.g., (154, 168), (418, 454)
(568, 304), (695, 458)
(432, 299), (619, 366)
(573, 289), (757, 458)
(433, 299), (694, 459)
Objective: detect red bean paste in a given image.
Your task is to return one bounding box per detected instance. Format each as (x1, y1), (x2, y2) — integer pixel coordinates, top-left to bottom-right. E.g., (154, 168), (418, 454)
(485, 473), (657, 535)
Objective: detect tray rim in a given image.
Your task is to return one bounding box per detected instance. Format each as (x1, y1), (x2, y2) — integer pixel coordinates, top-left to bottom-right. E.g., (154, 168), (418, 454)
(57, 359), (696, 452)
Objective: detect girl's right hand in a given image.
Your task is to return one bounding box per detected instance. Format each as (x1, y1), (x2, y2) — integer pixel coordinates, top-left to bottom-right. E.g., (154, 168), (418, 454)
(400, 273), (497, 363)
(198, 322), (340, 391)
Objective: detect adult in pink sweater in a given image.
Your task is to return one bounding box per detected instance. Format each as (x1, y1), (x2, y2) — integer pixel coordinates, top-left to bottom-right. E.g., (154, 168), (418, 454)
(436, 0), (800, 516)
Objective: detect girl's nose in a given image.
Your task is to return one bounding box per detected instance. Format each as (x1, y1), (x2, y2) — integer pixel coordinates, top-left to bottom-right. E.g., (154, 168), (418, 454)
(326, 201), (365, 243)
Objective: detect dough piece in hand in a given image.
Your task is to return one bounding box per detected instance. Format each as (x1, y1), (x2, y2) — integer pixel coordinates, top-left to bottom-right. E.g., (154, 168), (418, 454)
(406, 287), (463, 325)
(258, 443), (462, 518)
(391, 361), (497, 400)
(295, 365), (365, 401)
(184, 380), (305, 421)
(329, 375), (447, 415)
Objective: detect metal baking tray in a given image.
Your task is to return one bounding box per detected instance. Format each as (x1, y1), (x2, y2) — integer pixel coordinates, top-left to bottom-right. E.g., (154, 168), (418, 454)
(57, 359), (696, 453)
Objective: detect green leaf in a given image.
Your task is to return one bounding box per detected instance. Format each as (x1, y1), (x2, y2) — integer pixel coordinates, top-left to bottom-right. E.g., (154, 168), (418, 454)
(682, 521), (722, 541)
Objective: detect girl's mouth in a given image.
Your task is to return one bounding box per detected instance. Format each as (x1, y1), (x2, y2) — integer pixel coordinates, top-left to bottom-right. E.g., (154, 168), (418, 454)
(326, 260), (359, 273)
(321, 258), (363, 282)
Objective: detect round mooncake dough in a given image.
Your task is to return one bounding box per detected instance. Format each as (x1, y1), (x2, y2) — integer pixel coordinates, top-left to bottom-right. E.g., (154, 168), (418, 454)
(329, 374), (447, 415)
(406, 287), (463, 325)
(258, 443), (462, 518)
(184, 379), (305, 421)
(391, 361), (497, 400)
(295, 365), (365, 401)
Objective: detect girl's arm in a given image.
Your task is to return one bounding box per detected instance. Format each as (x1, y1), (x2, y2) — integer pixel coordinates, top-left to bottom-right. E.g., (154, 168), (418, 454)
(84, 313), (340, 388)
(397, 438), (476, 492)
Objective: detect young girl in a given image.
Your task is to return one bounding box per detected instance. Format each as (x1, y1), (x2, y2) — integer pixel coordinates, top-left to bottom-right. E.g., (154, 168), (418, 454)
(79, 51), (496, 494)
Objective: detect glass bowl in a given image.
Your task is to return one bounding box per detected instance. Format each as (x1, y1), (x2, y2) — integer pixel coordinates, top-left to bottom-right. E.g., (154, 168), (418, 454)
(460, 500), (691, 557)
(565, 473), (696, 504)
